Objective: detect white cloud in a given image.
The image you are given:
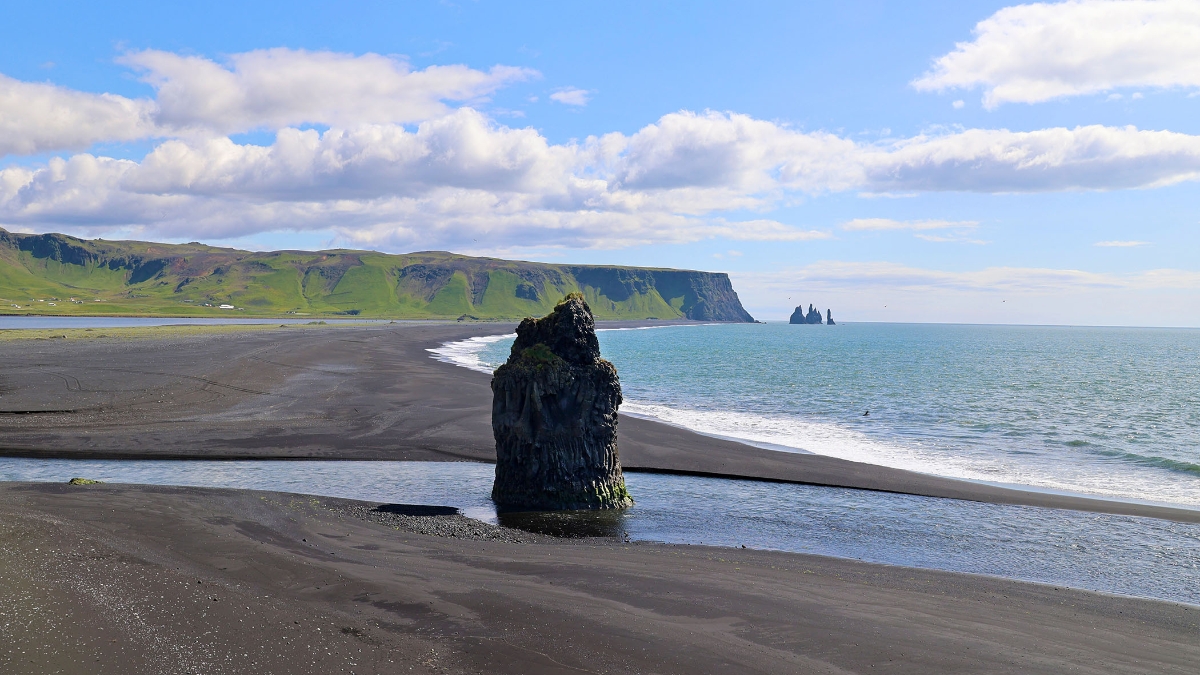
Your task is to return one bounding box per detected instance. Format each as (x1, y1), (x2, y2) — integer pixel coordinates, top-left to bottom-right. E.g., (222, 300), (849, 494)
(122, 108), (580, 201)
(0, 74), (156, 155)
(0, 49), (537, 157)
(842, 219), (986, 243)
(1095, 239), (1149, 247)
(952, 99), (965, 109)
(613, 110), (863, 194)
(121, 48), (536, 134)
(7, 106), (1200, 249)
(914, 0), (1200, 108)
(709, 219), (832, 241)
(549, 87), (590, 106)
(863, 125), (1200, 192)
(913, 233), (990, 244)
(842, 218), (978, 231)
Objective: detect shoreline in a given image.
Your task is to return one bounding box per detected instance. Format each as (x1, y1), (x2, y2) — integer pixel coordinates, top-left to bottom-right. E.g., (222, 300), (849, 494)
(1, 320), (1198, 524)
(2, 480), (1197, 674)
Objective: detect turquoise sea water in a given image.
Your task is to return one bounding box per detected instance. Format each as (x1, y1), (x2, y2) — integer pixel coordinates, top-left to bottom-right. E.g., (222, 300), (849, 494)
(433, 323), (1200, 507)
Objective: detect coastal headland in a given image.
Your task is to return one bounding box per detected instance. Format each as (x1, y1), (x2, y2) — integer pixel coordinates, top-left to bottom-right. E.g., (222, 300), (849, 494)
(1, 322), (1199, 673)
(0, 228), (754, 322)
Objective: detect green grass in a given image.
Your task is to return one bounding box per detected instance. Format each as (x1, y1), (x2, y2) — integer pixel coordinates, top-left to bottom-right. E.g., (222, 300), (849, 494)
(0, 229), (752, 321)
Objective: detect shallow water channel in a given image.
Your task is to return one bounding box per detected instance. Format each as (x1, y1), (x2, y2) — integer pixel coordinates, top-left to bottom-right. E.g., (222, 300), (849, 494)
(2, 458), (1199, 606)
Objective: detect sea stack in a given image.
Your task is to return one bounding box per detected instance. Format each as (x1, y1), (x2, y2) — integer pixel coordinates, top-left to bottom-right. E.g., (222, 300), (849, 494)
(491, 293), (633, 511)
(790, 303), (834, 325)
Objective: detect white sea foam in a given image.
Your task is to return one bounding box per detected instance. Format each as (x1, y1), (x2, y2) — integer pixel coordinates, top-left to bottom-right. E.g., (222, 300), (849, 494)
(430, 332), (1200, 507)
(427, 333), (514, 374)
(620, 402), (1200, 506)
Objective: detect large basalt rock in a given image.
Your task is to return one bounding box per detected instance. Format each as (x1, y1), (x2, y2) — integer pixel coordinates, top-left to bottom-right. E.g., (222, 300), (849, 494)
(790, 303), (834, 325)
(491, 293), (633, 511)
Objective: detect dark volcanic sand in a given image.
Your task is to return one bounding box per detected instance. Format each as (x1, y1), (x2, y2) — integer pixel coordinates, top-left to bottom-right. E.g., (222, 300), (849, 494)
(1, 321), (1198, 524)
(2, 482), (1198, 675)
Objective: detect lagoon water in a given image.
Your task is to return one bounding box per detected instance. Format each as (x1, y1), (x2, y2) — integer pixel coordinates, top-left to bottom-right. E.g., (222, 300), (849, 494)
(434, 322), (1200, 508)
(2, 457), (1199, 606)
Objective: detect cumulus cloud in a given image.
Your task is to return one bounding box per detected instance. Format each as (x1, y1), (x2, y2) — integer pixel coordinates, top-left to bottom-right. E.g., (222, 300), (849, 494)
(0, 75), (156, 155)
(612, 111), (863, 194)
(6, 106), (1200, 249)
(549, 87), (590, 106)
(864, 125), (1200, 192)
(120, 48), (535, 134)
(123, 108), (579, 201)
(914, 0), (1200, 108)
(0, 48), (536, 157)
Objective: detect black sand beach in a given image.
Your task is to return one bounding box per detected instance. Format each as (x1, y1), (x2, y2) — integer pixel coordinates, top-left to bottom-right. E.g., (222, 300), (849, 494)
(2, 322), (1200, 673)
(3, 481), (1199, 675)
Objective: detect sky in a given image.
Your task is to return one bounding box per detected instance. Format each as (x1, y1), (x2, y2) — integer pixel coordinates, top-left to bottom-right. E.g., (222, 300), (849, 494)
(1, 0), (1198, 325)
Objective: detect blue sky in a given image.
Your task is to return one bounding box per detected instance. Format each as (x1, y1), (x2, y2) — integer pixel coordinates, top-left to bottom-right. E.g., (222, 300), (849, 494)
(1, 0), (1198, 324)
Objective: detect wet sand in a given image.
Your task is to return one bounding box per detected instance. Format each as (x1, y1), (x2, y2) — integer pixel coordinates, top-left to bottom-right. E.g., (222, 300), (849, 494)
(1, 321), (1198, 523)
(2, 481), (1198, 675)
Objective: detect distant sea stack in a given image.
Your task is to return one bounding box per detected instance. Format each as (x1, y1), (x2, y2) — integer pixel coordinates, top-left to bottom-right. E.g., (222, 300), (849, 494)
(491, 294), (633, 511)
(789, 304), (829, 324)
(827, 309), (835, 325)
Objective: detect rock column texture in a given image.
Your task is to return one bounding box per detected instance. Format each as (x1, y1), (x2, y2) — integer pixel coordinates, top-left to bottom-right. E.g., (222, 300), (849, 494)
(491, 294), (633, 511)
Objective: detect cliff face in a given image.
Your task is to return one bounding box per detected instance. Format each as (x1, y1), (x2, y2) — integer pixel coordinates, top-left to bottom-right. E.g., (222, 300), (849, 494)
(0, 228), (755, 321)
(490, 294), (632, 511)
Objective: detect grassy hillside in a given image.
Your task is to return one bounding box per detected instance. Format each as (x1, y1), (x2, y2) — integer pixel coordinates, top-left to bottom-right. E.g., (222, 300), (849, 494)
(0, 229), (754, 322)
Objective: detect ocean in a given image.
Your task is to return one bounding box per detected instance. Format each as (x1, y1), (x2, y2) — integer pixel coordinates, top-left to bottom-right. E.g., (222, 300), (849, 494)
(433, 322), (1200, 508)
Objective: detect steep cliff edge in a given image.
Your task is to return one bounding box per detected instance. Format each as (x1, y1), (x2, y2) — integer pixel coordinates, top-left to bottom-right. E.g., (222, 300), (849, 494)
(0, 229), (754, 321)
(491, 294), (632, 511)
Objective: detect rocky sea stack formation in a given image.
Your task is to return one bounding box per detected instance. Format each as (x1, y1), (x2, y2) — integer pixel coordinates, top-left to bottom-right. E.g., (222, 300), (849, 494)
(789, 304), (829, 324)
(491, 293), (633, 511)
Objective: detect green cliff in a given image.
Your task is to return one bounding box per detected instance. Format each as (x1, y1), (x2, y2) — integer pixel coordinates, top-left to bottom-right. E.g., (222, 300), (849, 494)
(0, 229), (754, 321)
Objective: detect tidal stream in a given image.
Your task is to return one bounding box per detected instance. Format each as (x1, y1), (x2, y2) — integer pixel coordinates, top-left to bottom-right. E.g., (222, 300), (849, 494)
(2, 458), (1198, 607)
